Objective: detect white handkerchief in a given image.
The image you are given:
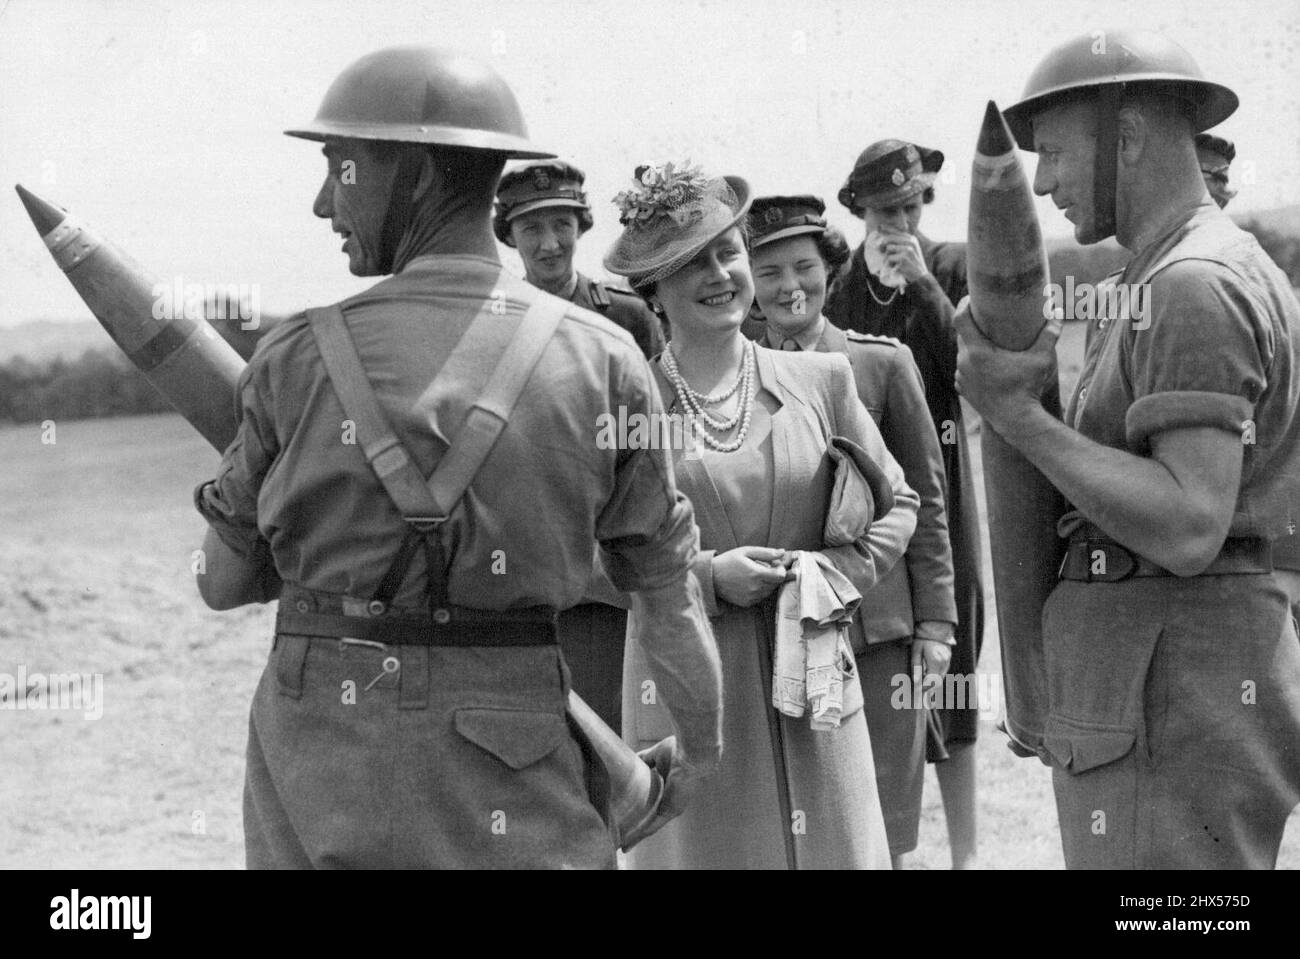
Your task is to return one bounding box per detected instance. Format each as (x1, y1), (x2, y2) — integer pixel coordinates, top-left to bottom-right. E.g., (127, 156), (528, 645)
(864, 229), (923, 291)
(771, 552), (863, 730)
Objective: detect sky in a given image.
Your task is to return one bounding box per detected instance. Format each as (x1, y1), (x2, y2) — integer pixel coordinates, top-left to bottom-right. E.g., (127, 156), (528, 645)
(2, 0), (1298, 325)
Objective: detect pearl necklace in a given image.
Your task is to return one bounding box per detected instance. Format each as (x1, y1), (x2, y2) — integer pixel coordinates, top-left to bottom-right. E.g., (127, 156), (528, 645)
(661, 345), (745, 405)
(662, 345), (749, 431)
(661, 342), (756, 453)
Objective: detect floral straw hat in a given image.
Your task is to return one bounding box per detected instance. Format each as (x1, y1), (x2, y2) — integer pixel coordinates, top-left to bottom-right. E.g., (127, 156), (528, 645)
(603, 161), (753, 286)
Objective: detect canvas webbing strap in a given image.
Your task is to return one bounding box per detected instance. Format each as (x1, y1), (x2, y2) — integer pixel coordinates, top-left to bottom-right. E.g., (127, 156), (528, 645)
(310, 306), (441, 520)
(423, 292), (567, 517)
(306, 283), (567, 596)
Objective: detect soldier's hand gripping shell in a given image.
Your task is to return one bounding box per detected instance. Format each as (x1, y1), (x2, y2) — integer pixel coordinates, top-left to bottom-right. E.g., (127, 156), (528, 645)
(953, 297), (1062, 435)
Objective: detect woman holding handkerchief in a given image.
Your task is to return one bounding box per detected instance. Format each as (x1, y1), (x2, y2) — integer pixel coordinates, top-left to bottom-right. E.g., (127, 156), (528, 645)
(827, 140), (985, 868)
(606, 161), (919, 869)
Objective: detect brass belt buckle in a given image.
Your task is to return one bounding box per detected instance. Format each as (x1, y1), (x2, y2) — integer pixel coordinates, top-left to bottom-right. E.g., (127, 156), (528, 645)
(340, 637), (387, 651)
(405, 514), (448, 535)
(340, 597), (388, 648)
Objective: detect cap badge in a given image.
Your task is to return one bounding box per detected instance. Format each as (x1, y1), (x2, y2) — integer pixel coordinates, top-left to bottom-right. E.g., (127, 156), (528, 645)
(891, 168), (906, 187)
(534, 170), (551, 190)
(764, 206), (783, 224)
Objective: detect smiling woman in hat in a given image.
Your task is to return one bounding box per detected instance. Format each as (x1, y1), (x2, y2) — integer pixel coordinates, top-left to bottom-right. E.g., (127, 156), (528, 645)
(606, 162), (920, 869)
(826, 139), (984, 868)
(747, 194), (957, 868)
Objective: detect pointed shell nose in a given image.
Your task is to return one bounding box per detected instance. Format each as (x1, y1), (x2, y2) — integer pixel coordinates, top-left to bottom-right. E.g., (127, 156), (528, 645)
(15, 184), (68, 236)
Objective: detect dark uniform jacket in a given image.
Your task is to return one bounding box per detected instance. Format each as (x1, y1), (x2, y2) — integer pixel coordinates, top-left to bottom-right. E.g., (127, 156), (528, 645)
(816, 323), (956, 644)
(572, 273), (664, 360)
(826, 236), (984, 747)
(826, 235), (966, 423)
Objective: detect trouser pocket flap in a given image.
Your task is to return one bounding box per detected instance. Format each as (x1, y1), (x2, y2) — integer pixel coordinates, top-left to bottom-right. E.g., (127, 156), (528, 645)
(1043, 714), (1136, 773)
(454, 708), (568, 770)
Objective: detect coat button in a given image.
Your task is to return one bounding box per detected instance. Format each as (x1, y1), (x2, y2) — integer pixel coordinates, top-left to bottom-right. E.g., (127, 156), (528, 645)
(432, 608), (451, 625)
(295, 599), (310, 613)
(367, 600), (386, 616)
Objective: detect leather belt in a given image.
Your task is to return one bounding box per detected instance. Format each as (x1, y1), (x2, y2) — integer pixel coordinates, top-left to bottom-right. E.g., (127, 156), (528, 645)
(1059, 532), (1272, 582)
(277, 585), (557, 647)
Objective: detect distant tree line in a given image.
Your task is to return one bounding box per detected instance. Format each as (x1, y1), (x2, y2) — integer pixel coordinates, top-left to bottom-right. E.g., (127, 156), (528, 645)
(0, 348), (171, 426)
(1048, 218), (1300, 291)
(3, 218), (1299, 430)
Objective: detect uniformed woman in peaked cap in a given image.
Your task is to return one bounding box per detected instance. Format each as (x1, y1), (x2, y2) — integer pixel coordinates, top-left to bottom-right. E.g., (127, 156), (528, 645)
(746, 194), (957, 868)
(826, 141), (983, 867)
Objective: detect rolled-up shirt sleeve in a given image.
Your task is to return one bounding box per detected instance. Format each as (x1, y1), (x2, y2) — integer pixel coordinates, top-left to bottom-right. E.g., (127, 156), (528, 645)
(596, 354), (698, 592)
(1124, 261), (1267, 451)
(194, 355), (278, 560)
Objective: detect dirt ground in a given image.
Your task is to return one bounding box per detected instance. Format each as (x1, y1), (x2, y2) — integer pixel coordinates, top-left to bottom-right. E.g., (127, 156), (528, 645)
(0, 321), (1296, 868)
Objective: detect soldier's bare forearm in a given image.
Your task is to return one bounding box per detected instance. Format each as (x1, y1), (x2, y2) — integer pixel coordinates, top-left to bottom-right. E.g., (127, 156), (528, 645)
(631, 571), (723, 770)
(1002, 405), (1242, 575)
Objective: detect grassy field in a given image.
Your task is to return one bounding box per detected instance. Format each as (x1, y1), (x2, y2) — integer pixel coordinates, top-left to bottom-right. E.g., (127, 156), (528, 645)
(0, 323), (1296, 868)
(0, 413), (264, 867)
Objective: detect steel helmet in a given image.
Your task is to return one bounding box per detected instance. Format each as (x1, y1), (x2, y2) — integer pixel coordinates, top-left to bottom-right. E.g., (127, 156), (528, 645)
(285, 46), (554, 159)
(1003, 29), (1238, 149)
(1003, 29), (1237, 241)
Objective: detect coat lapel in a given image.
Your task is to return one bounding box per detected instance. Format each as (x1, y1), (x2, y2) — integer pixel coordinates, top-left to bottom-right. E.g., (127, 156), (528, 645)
(755, 348), (792, 549)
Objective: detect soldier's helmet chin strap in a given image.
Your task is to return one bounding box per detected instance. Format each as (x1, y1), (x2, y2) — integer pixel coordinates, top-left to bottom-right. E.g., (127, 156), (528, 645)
(1092, 83), (1124, 241)
(376, 146), (428, 275)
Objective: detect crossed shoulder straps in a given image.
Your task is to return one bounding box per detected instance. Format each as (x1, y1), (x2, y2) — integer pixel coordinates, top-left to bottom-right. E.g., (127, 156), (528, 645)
(307, 279), (568, 525)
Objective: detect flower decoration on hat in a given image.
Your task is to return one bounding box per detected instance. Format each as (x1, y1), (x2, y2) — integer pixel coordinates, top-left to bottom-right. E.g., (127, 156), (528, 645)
(603, 163), (751, 285)
(613, 160), (711, 229)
